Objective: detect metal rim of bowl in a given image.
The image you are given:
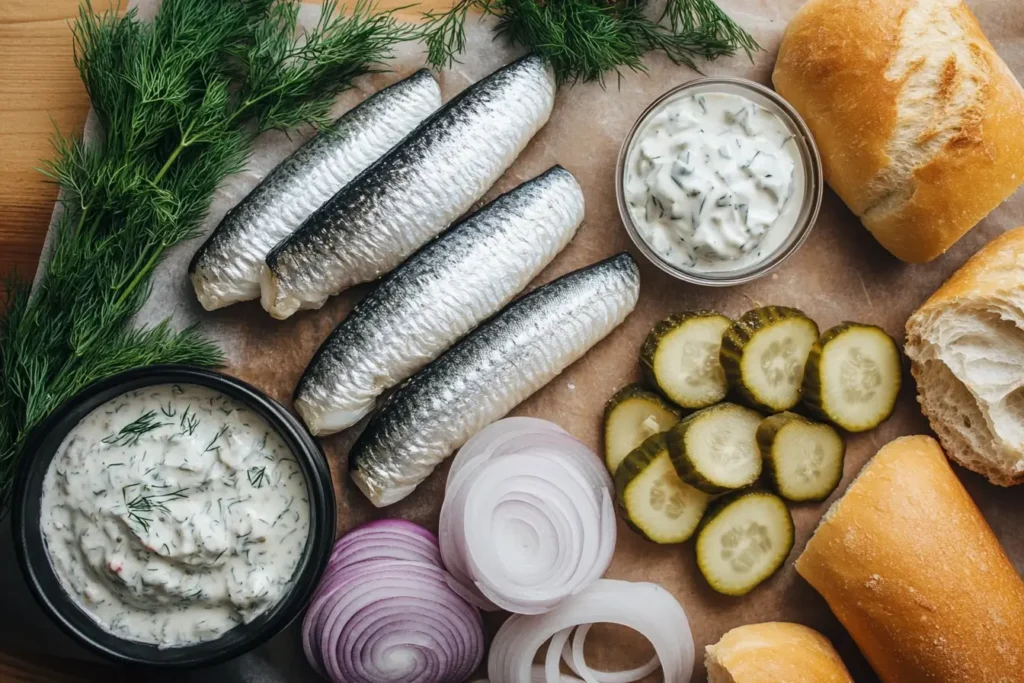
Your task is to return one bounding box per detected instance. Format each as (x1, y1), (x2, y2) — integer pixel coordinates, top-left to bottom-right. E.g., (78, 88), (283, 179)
(11, 364), (337, 668)
(615, 76), (824, 287)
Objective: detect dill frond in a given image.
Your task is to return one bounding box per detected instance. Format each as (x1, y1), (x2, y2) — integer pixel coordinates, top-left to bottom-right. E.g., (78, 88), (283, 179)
(0, 0), (417, 514)
(420, 0), (760, 85)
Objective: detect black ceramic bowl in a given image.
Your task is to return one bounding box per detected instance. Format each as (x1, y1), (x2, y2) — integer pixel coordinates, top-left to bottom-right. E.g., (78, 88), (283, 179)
(11, 365), (336, 668)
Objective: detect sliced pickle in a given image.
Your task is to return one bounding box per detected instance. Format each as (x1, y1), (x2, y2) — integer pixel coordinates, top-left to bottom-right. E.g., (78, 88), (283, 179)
(757, 412), (845, 502)
(614, 433), (711, 544)
(666, 402), (763, 494)
(695, 490), (794, 596)
(720, 306), (819, 412)
(640, 311), (732, 409)
(603, 384), (682, 474)
(802, 323), (901, 432)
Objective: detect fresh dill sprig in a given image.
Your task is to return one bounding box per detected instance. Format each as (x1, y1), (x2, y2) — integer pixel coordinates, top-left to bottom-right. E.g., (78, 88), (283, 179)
(421, 0), (759, 85)
(178, 405), (200, 437)
(247, 466), (268, 489)
(122, 485), (189, 533)
(0, 0), (418, 515)
(102, 410), (169, 447)
(204, 425), (230, 454)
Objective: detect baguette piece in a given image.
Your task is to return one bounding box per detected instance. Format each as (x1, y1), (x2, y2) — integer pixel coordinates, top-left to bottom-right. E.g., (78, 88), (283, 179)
(706, 622), (853, 683)
(796, 436), (1024, 683)
(905, 227), (1024, 486)
(772, 0), (1024, 263)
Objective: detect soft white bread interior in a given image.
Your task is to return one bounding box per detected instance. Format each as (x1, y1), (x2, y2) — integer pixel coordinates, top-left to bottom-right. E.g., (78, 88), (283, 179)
(705, 622), (852, 683)
(905, 227), (1024, 486)
(772, 0), (1024, 262)
(796, 436), (1024, 682)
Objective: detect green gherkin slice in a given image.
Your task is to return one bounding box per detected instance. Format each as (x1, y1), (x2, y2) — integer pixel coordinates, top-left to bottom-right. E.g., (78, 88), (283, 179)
(757, 412), (845, 502)
(640, 311), (732, 409)
(603, 384), (682, 474)
(665, 402), (763, 494)
(614, 433), (711, 544)
(801, 323), (901, 432)
(695, 490), (794, 596)
(720, 306), (819, 412)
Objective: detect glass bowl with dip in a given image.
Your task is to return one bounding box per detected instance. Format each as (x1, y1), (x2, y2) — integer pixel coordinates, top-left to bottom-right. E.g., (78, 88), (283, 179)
(616, 77), (822, 286)
(11, 365), (336, 667)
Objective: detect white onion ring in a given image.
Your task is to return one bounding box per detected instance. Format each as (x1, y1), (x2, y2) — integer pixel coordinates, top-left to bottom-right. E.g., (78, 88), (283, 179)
(563, 625), (661, 683)
(487, 579), (695, 683)
(439, 419), (615, 614)
(303, 521), (484, 683)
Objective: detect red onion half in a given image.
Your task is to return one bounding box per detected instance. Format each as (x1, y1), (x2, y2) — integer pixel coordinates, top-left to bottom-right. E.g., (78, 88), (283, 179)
(440, 418), (616, 614)
(487, 579), (695, 683)
(303, 519), (485, 683)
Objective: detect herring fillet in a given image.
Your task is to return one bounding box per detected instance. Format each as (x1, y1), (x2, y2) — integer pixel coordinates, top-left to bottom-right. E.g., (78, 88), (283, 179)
(349, 253), (642, 507)
(261, 55), (558, 319)
(293, 166), (585, 436)
(188, 70), (442, 310)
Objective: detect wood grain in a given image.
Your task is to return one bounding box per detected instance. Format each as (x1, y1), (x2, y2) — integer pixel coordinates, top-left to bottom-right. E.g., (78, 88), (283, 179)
(0, 0), (446, 679)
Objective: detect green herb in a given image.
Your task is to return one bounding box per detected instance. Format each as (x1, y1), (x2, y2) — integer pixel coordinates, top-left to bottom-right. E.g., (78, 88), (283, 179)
(102, 410), (169, 447)
(247, 466), (268, 489)
(178, 405), (200, 437)
(204, 425), (229, 454)
(0, 0), (417, 515)
(422, 0), (759, 85)
(123, 484), (189, 532)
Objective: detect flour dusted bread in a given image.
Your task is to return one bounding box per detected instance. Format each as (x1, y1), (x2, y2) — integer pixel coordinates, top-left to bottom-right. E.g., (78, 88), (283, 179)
(796, 436), (1024, 682)
(772, 0), (1024, 262)
(705, 622), (852, 683)
(905, 227), (1024, 485)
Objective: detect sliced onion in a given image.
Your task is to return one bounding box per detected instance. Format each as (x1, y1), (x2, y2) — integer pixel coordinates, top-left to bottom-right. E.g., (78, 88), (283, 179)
(303, 522), (484, 683)
(563, 625), (661, 683)
(329, 519), (442, 569)
(487, 579), (695, 683)
(440, 418), (616, 614)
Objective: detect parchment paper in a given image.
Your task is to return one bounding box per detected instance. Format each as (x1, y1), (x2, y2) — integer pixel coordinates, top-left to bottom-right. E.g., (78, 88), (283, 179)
(10, 0), (1024, 681)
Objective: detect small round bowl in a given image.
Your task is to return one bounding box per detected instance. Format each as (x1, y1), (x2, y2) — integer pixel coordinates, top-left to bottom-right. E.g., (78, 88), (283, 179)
(616, 77), (823, 287)
(11, 365), (336, 668)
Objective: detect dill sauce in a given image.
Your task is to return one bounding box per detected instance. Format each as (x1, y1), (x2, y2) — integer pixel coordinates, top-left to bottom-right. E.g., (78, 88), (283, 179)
(38, 384), (310, 648)
(624, 91), (801, 272)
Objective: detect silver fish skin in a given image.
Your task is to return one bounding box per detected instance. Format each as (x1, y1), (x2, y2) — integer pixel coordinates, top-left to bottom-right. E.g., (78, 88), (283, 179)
(188, 70), (442, 311)
(294, 166), (585, 436)
(261, 55), (557, 319)
(349, 253), (641, 507)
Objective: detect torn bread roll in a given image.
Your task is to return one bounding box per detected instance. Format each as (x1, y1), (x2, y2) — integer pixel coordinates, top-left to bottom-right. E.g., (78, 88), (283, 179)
(906, 227), (1024, 485)
(796, 435), (1024, 682)
(706, 622), (853, 683)
(772, 0), (1024, 262)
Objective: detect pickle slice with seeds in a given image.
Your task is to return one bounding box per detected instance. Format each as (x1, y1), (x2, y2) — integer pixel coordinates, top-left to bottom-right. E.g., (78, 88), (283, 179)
(640, 311), (732, 409)
(757, 412), (845, 502)
(695, 490), (794, 596)
(603, 384), (681, 474)
(720, 306), (819, 412)
(802, 323), (901, 432)
(614, 433), (711, 544)
(666, 402), (762, 494)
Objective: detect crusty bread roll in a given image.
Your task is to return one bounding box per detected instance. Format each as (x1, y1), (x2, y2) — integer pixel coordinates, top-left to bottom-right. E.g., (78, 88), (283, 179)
(905, 227), (1024, 485)
(705, 622), (852, 683)
(796, 435), (1024, 682)
(772, 0), (1024, 263)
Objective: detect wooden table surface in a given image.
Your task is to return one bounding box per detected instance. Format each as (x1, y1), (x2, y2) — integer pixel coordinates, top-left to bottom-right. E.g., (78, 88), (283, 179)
(0, 0), (442, 679)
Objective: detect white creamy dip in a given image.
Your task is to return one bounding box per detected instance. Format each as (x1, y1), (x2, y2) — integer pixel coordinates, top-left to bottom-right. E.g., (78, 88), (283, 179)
(39, 384), (310, 648)
(625, 91), (803, 273)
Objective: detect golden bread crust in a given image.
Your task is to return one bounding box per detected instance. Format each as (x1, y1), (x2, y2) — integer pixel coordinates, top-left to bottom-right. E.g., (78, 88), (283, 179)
(796, 436), (1024, 681)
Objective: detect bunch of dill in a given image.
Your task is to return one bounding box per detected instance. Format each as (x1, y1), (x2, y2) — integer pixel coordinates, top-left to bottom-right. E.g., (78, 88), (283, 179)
(422, 0), (759, 85)
(0, 0), (417, 514)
